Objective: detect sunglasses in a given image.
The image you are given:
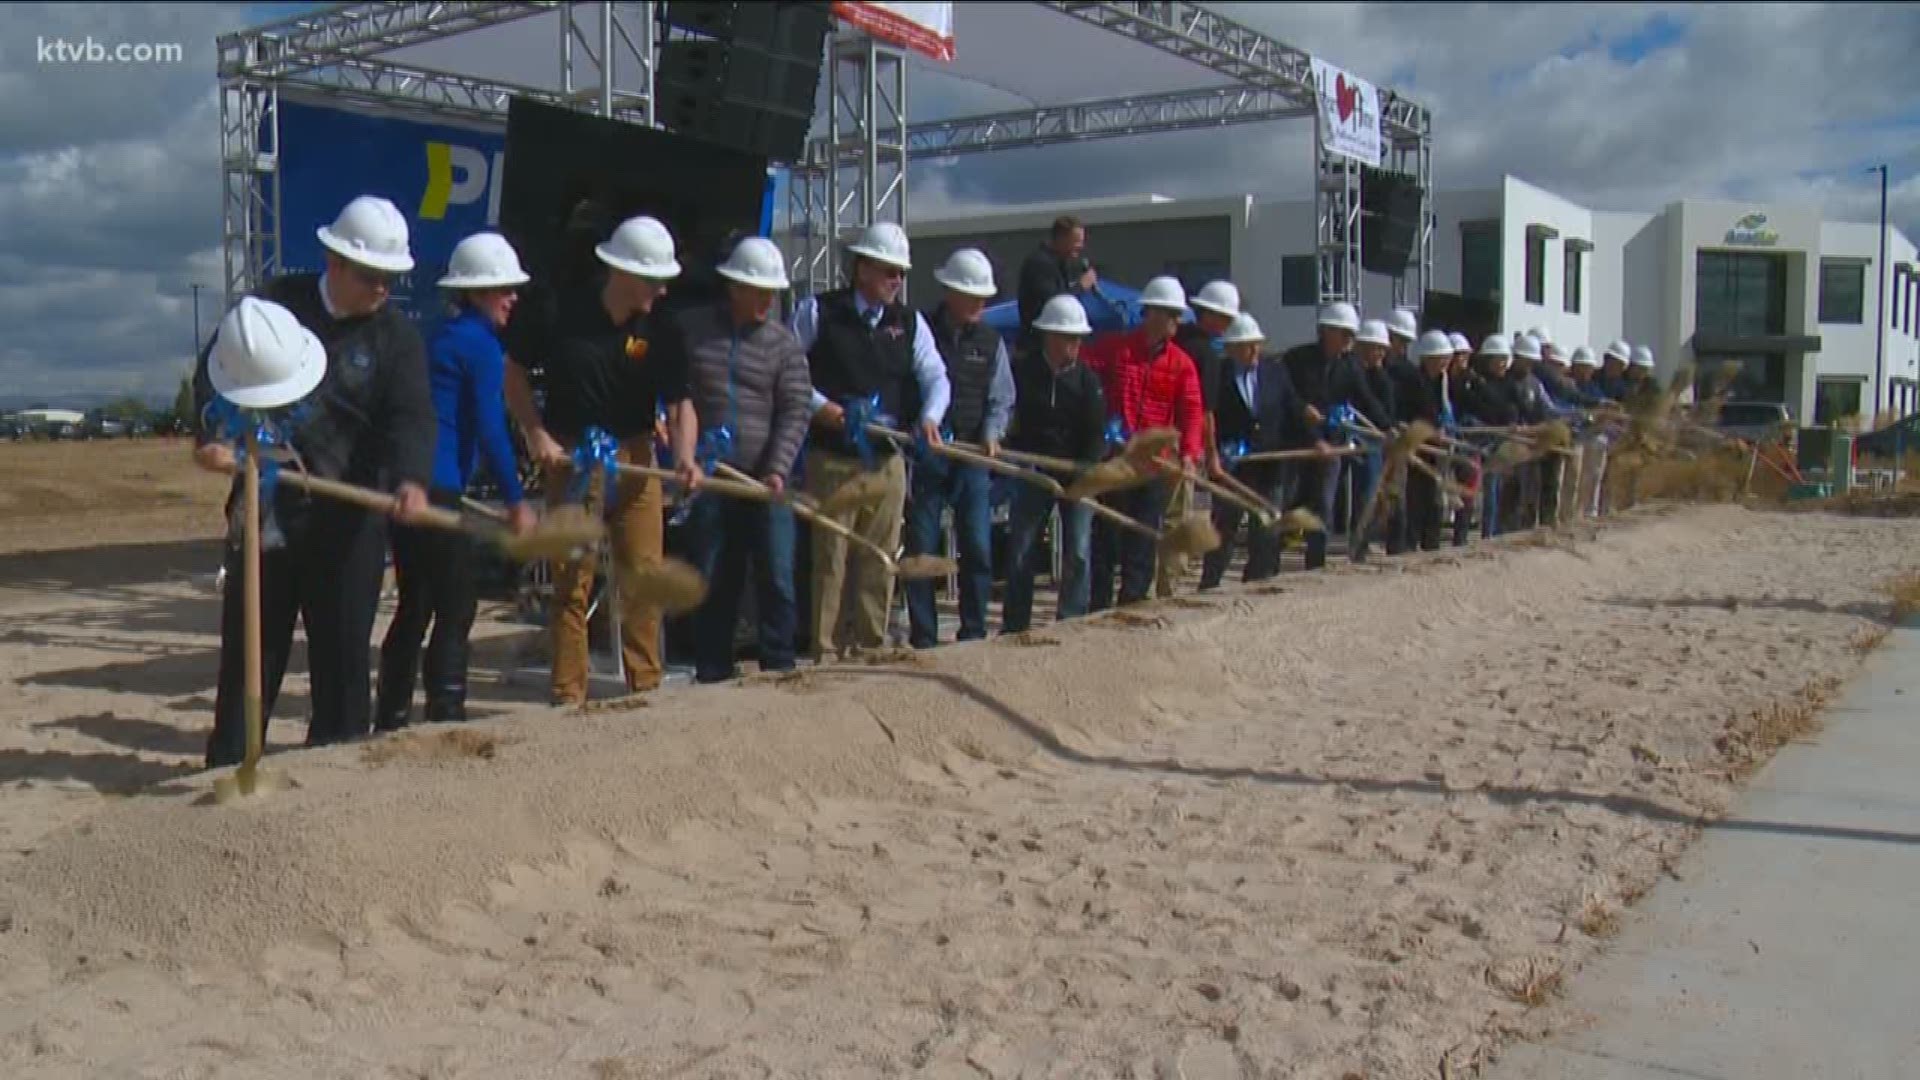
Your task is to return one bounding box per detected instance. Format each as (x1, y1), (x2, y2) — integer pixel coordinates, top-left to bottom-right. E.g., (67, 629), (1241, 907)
(344, 262), (395, 288)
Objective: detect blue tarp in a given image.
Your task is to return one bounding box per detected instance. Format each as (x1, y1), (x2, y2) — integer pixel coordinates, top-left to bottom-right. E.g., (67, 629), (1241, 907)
(981, 281), (1192, 340)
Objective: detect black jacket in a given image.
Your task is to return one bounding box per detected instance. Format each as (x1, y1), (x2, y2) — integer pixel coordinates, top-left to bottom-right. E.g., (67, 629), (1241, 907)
(1359, 362), (1398, 430)
(1280, 341), (1392, 446)
(1175, 323), (1227, 419)
(1458, 369), (1521, 426)
(1007, 344), (1107, 463)
(1214, 356), (1309, 455)
(194, 273), (436, 500)
(1017, 245), (1078, 334)
(1395, 365), (1451, 426)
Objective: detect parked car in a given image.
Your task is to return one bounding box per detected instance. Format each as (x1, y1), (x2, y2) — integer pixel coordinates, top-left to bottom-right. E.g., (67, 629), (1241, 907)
(1712, 401), (1793, 445)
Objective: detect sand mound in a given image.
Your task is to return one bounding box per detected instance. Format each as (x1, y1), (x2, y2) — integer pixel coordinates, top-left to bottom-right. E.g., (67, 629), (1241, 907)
(2, 503), (1916, 1078)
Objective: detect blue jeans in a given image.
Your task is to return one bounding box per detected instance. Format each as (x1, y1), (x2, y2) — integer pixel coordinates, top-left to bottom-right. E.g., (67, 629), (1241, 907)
(684, 489), (797, 682)
(1090, 479), (1173, 610)
(1002, 484), (1092, 634)
(905, 456), (993, 648)
(1344, 449), (1385, 562)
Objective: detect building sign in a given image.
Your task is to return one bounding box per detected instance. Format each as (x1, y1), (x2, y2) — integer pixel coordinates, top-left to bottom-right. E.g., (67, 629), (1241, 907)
(833, 2), (954, 62)
(1725, 212), (1780, 246)
(1310, 57), (1382, 168)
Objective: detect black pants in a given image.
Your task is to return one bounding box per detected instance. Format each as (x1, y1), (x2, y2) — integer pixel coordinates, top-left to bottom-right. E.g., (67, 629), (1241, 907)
(206, 498), (388, 769)
(1406, 467), (1445, 551)
(1200, 464), (1288, 588)
(376, 487), (478, 728)
(1090, 479), (1172, 611)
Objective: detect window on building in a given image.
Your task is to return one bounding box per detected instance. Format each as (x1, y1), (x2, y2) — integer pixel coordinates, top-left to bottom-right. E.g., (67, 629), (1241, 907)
(1818, 259), (1865, 324)
(1280, 255), (1316, 307)
(1695, 251), (1788, 337)
(1815, 377), (1866, 427)
(1525, 232), (1547, 306)
(1163, 260), (1229, 299)
(1563, 246), (1583, 313)
(1460, 223), (1499, 302)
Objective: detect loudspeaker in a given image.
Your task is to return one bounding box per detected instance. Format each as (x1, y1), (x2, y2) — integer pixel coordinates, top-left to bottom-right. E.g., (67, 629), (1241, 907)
(498, 97), (772, 341)
(654, 1), (831, 163)
(1360, 166), (1423, 276)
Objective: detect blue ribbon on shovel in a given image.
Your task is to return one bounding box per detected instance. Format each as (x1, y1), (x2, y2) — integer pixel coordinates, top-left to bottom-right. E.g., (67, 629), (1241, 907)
(696, 425), (735, 474)
(843, 393), (884, 470)
(568, 425), (622, 505)
(203, 396), (313, 549)
(1104, 416), (1130, 453)
(1219, 438), (1249, 466)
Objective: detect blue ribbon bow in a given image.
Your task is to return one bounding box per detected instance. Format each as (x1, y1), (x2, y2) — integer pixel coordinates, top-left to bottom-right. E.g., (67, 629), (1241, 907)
(1104, 416), (1131, 452)
(842, 393), (884, 470)
(1219, 438), (1249, 466)
(696, 425), (735, 474)
(569, 425), (622, 504)
(202, 396), (312, 549)
(1323, 402), (1361, 442)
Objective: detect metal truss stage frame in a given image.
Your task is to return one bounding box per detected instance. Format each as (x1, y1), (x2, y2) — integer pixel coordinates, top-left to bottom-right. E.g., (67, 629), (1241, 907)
(217, 1), (1432, 314)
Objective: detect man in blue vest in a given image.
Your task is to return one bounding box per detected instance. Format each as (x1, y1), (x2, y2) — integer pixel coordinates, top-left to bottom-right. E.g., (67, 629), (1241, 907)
(789, 222), (951, 660)
(904, 248), (1015, 649)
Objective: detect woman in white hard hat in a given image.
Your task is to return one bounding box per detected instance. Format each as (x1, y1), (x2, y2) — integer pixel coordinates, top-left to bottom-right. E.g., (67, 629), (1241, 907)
(501, 214), (703, 706)
(674, 235), (813, 683)
(375, 232), (538, 731)
(1001, 294), (1108, 634)
(786, 221), (952, 660)
(190, 195), (439, 769)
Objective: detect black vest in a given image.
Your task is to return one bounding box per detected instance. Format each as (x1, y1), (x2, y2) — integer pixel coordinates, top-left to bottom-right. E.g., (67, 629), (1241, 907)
(926, 306), (1001, 442)
(808, 288), (919, 455)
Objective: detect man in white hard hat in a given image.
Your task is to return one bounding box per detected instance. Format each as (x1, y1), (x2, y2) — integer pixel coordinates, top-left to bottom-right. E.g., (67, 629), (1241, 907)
(191, 195), (438, 769)
(1179, 280), (1240, 475)
(672, 236), (813, 683)
(1281, 302), (1388, 569)
(376, 231), (539, 732)
(1199, 312), (1320, 589)
(1016, 215), (1097, 341)
(903, 248), (1015, 650)
(1083, 275), (1206, 609)
(1626, 345), (1657, 396)
(1400, 330), (1461, 551)
(1597, 340), (1632, 401)
(1567, 345), (1601, 399)
(788, 221), (951, 659)
(1001, 294), (1107, 634)
(503, 213), (702, 706)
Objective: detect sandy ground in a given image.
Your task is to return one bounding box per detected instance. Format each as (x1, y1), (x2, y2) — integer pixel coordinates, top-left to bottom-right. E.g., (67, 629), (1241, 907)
(0, 441), (1916, 1079)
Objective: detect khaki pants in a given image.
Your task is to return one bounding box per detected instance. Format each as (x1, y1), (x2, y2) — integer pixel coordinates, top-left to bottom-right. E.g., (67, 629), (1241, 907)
(806, 450), (908, 658)
(1153, 476), (1192, 599)
(543, 443), (665, 704)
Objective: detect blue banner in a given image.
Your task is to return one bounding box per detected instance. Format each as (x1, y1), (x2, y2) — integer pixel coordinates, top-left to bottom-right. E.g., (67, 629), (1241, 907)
(274, 95), (776, 335)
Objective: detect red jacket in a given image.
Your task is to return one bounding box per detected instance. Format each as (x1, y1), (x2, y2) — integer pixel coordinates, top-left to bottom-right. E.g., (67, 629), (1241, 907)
(1083, 329), (1207, 462)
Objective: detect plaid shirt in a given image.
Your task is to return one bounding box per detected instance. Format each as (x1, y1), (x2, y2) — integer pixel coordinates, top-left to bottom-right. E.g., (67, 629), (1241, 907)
(1083, 328), (1207, 462)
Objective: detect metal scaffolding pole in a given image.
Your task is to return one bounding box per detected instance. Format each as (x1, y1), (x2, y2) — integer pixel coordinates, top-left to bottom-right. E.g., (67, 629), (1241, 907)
(219, 77), (281, 309)
(812, 31), (906, 298)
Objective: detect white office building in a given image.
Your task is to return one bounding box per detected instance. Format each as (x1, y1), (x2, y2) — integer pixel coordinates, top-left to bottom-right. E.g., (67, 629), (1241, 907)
(904, 177), (1920, 426)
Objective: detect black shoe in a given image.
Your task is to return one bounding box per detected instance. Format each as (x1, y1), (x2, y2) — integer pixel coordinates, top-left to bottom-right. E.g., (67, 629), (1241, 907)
(374, 701), (413, 733)
(424, 696), (467, 723)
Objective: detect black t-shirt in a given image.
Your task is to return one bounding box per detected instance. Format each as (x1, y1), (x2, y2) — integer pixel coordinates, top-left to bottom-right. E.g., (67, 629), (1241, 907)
(506, 290), (691, 444)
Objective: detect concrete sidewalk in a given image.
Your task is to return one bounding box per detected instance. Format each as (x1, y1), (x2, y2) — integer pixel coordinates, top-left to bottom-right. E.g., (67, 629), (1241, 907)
(1490, 624), (1920, 1080)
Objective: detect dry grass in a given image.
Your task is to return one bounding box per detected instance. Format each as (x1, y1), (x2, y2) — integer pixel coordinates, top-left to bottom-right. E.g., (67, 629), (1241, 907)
(1882, 571), (1920, 623)
(1712, 675), (1841, 780)
(1005, 632), (1061, 648)
(1574, 895), (1621, 939)
(1098, 609), (1171, 631)
(1851, 624), (1893, 654)
(1486, 958), (1565, 1008)
(1607, 446), (1761, 506)
(362, 728), (507, 766)
(1784, 489), (1920, 518)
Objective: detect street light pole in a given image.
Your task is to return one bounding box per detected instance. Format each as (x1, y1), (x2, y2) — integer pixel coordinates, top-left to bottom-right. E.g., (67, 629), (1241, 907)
(1870, 164), (1888, 428)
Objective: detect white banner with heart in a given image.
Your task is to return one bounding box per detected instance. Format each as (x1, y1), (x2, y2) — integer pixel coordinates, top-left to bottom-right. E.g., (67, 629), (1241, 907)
(1311, 57), (1382, 167)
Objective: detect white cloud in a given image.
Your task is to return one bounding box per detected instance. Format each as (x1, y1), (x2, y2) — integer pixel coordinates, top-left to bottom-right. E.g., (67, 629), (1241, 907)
(1, 1), (1916, 404)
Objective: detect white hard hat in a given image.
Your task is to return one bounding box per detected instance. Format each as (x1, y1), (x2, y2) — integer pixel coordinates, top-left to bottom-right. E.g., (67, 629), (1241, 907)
(317, 195), (414, 274)
(846, 221), (912, 270)
(1318, 301), (1360, 332)
(1529, 325), (1553, 346)
(1478, 333), (1512, 359)
(1220, 312), (1265, 345)
(1447, 331), (1471, 353)
(1631, 345), (1655, 369)
(596, 216), (682, 280)
(1603, 340), (1631, 363)
(1387, 308), (1419, 341)
(715, 236), (790, 291)
(1543, 342), (1570, 366)
(1032, 294), (1093, 336)
(1190, 280), (1242, 318)
(932, 248), (996, 298)
(1570, 345), (1597, 368)
(1512, 333), (1543, 361)
(1139, 275), (1187, 312)
(438, 232), (530, 289)
(1356, 319), (1392, 347)
(209, 297), (328, 410)
(1416, 329), (1455, 360)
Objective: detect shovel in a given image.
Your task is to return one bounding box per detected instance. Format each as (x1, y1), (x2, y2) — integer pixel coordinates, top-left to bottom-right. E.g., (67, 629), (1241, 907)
(941, 441), (1163, 541)
(213, 430), (278, 804)
(686, 463), (957, 582)
(261, 468), (607, 563)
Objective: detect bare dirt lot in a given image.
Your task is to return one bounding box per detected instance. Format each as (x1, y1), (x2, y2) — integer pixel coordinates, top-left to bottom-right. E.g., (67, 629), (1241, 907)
(0, 440), (1914, 1079)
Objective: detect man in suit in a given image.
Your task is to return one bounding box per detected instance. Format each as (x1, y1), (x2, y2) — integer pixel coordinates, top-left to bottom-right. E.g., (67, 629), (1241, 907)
(1200, 313), (1329, 588)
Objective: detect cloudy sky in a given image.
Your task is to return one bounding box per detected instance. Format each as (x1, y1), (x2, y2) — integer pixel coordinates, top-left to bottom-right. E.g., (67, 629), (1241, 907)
(2, 1), (1917, 405)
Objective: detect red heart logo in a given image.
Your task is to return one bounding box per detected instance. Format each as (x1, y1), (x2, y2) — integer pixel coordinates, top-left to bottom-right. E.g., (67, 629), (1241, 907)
(1336, 75), (1358, 122)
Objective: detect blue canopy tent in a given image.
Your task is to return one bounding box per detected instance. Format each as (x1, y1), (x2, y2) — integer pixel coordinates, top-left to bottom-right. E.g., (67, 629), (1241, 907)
(981, 281), (1192, 340)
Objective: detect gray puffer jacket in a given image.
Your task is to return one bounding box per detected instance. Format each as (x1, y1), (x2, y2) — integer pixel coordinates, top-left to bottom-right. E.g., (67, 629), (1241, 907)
(677, 303), (814, 480)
